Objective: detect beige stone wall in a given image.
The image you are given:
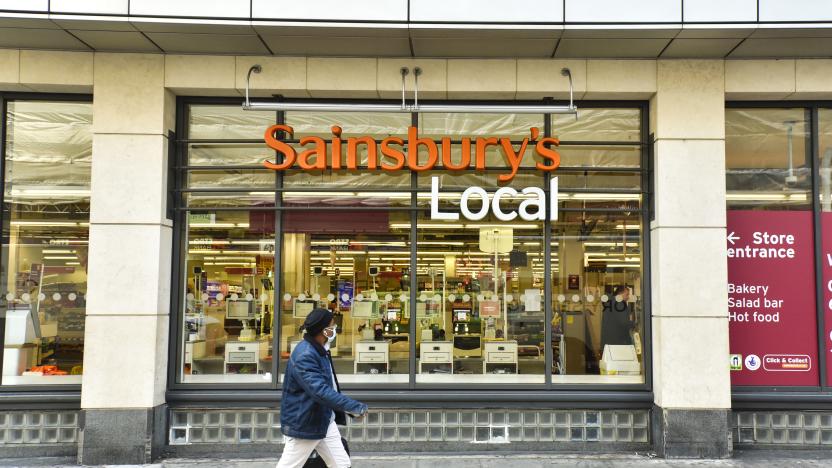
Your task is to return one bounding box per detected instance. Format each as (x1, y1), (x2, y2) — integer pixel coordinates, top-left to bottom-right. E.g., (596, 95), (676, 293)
(2, 49), (832, 100)
(81, 53), (174, 410)
(650, 60), (731, 410)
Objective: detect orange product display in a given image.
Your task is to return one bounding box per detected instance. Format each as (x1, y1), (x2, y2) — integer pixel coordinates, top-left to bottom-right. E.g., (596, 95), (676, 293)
(28, 365), (68, 376)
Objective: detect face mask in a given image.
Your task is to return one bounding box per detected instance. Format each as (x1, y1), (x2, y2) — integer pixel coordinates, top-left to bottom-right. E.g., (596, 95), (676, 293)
(326, 327), (337, 344)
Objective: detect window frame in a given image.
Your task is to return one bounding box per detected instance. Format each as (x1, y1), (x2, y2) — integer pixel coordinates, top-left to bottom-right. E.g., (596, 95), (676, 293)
(0, 92), (93, 398)
(167, 96), (653, 401)
(726, 101), (832, 407)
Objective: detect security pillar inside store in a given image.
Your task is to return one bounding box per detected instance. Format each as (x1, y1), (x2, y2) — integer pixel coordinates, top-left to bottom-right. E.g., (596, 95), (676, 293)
(649, 60), (732, 458)
(78, 54), (174, 465)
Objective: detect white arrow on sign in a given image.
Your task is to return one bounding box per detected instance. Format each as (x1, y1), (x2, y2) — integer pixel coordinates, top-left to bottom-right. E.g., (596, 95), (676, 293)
(727, 232), (740, 245)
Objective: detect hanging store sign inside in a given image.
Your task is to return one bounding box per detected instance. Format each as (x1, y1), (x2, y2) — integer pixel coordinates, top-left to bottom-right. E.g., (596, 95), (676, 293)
(262, 125), (561, 221)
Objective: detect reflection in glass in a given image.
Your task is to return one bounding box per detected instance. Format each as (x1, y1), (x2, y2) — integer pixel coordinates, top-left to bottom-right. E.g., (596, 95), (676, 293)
(726, 108), (811, 210)
(552, 212), (644, 384)
(419, 113), (541, 140)
(1, 100), (92, 385)
(286, 112), (411, 139)
(552, 108), (641, 142)
(180, 211), (276, 383)
(819, 109), (832, 212)
(188, 105), (275, 140)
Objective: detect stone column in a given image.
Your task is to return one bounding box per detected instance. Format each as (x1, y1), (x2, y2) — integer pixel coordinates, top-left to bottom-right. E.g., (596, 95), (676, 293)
(649, 60), (732, 458)
(78, 53), (174, 465)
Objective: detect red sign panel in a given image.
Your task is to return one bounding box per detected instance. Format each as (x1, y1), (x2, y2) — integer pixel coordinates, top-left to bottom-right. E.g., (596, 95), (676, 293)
(823, 212), (832, 386)
(727, 210), (819, 386)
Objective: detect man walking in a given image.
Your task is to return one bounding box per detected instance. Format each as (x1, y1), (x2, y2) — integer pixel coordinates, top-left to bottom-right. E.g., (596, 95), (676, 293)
(277, 308), (368, 468)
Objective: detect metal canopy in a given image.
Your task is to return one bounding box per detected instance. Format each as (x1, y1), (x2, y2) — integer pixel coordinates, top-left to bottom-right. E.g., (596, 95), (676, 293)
(242, 65), (578, 115)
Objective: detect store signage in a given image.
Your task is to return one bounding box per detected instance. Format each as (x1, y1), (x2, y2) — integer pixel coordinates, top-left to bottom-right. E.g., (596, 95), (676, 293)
(726, 210), (819, 386)
(262, 125), (560, 182)
(430, 175), (558, 222)
(262, 124), (562, 221)
(823, 213), (832, 386)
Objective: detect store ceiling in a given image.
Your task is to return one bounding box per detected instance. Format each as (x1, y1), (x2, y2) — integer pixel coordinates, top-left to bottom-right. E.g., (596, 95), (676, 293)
(0, 15), (831, 58)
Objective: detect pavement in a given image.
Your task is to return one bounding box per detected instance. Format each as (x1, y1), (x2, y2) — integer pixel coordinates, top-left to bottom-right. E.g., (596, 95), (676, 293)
(2, 451), (832, 467)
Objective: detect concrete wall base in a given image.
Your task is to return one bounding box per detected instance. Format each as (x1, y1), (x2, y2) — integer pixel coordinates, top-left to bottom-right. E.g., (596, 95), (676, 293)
(77, 405), (167, 465)
(652, 405), (732, 458)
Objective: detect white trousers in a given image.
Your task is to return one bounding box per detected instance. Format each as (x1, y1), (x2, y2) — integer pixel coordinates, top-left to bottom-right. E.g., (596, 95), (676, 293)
(276, 420), (351, 468)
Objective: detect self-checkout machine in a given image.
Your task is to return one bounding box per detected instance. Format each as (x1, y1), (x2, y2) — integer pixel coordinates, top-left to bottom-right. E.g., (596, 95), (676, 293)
(417, 268), (453, 374)
(353, 267), (391, 374)
(223, 294), (269, 375)
(477, 228), (519, 374)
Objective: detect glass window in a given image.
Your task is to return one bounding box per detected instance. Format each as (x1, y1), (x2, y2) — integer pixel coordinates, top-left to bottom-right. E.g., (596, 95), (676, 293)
(414, 202), (546, 385)
(725, 108), (811, 210)
(175, 102), (648, 389)
(818, 109), (832, 387)
(551, 211), (644, 384)
(279, 210), (411, 384)
(552, 108), (641, 143)
(1, 100), (92, 385)
(725, 107), (819, 387)
(180, 211), (276, 384)
(188, 105), (275, 141)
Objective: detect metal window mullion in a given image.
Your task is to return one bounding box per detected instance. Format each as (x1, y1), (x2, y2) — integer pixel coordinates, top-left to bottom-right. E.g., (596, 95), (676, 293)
(810, 106), (828, 390)
(640, 103), (654, 394)
(273, 109), (284, 389)
(543, 109), (553, 389)
(168, 130), (185, 387)
(0, 95), (7, 383)
(409, 111), (418, 389)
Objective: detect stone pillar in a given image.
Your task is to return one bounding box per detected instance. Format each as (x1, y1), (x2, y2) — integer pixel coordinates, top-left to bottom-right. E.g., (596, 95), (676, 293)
(649, 60), (732, 458)
(78, 53), (174, 465)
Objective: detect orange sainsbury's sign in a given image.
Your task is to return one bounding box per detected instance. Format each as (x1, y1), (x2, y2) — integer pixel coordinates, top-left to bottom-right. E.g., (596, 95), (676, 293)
(262, 124), (563, 221)
(262, 124), (560, 183)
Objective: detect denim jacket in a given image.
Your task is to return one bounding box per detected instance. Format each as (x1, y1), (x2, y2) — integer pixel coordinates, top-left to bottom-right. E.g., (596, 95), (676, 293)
(280, 336), (368, 439)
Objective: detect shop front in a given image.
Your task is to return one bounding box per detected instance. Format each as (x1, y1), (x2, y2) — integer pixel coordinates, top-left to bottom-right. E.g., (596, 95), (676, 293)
(162, 97), (652, 454)
(1, 44), (832, 464)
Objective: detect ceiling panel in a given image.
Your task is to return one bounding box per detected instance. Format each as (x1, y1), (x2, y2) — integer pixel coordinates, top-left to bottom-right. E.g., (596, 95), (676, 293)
(0, 27), (89, 49)
(131, 18), (255, 34)
(562, 27), (679, 39)
(411, 27), (560, 57)
(70, 30), (161, 52)
(413, 37), (557, 57)
(729, 38), (832, 58)
(0, 13), (58, 28)
(146, 32), (269, 54)
(50, 15), (137, 32)
(555, 38), (670, 58)
(262, 35), (411, 56)
(660, 38), (743, 57)
(254, 23), (409, 38)
(676, 27), (754, 39)
(750, 27), (832, 38)
(410, 26), (561, 39)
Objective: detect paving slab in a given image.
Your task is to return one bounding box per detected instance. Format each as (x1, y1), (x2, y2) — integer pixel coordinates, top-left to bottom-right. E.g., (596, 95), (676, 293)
(1, 451), (832, 467)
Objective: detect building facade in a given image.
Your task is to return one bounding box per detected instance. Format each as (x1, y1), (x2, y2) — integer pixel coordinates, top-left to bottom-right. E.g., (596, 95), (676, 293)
(0, 0), (831, 464)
